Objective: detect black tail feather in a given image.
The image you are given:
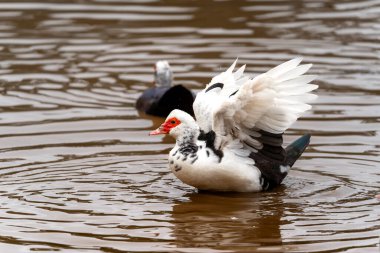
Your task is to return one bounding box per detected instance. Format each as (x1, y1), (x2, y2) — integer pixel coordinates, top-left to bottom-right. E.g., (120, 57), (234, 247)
(250, 133), (311, 191)
(285, 134), (311, 167)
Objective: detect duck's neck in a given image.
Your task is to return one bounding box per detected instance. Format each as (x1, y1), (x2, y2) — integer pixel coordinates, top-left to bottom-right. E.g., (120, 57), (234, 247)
(155, 69), (173, 87)
(174, 126), (200, 157)
(170, 124), (199, 148)
(176, 127), (199, 147)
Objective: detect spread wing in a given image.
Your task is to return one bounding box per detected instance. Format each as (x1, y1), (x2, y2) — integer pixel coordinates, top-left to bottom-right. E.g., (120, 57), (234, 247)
(193, 58), (318, 150)
(193, 59), (249, 132)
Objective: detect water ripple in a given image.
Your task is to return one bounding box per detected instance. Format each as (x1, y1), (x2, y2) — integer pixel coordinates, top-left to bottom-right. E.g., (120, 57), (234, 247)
(0, 0), (378, 252)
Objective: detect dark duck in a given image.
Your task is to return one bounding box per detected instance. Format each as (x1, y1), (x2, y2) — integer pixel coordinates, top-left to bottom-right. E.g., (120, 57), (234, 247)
(136, 61), (194, 117)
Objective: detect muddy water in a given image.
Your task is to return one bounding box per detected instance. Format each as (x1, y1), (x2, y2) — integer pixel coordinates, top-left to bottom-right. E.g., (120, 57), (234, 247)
(0, 0), (378, 252)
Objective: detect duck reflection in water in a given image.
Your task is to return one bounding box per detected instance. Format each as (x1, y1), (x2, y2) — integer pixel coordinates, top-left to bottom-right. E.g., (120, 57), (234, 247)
(171, 188), (289, 251)
(136, 60), (195, 117)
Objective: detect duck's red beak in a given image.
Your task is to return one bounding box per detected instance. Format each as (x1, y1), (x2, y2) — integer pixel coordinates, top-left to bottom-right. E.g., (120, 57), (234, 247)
(149, 117), (180, 136)
(149, 125), (169, 135)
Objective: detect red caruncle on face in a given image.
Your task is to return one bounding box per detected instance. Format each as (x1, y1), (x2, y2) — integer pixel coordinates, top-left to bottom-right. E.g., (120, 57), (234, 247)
(149, 117), (181, 135)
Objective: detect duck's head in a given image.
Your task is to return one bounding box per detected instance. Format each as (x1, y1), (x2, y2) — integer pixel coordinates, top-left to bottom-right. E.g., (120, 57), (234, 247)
(149, 109), (198, 139)
(154, 60), (173, 87)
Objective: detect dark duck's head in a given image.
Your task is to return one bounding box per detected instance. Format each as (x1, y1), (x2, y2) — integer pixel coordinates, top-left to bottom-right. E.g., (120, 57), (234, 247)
(136, 60), (195, 117)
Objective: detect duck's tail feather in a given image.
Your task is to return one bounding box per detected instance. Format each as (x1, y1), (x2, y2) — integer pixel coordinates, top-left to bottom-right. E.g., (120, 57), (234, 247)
(285, 134), (311, 167)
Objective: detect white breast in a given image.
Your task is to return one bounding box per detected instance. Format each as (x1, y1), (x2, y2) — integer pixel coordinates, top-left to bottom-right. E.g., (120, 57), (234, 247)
(168, 141), (262, 192)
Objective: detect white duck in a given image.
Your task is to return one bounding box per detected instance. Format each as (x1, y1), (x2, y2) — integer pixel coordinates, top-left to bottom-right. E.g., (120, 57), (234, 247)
(150, 58), (317, 192)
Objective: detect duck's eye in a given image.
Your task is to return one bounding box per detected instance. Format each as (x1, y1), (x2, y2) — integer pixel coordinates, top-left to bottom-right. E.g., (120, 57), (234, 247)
(170, 120), (176, 124)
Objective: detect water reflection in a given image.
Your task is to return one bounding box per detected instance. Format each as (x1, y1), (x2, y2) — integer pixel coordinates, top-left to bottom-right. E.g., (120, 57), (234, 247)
(172, 191), (287, 252)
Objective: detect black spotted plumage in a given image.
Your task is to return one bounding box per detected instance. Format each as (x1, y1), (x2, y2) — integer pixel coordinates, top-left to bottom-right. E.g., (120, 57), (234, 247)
(229, 90), (238, 97)
(198, 130), (223, 162)
(190, 157), (198, 164)
(178, 143), (198, 157)
(174, 165), (182, 172)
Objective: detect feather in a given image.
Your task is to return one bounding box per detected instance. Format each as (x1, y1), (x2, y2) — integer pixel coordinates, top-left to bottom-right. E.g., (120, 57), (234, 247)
(276, 75), (317, 88)
(234, 64), (246, 79)
(277, 64), (312, 82)
(193, 57), (317, 146)
(266, 57), (302, 78)
(226, 58), (238, 73)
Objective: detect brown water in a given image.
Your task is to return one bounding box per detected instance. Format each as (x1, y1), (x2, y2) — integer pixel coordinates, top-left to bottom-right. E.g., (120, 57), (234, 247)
(0, 0), (379, 252)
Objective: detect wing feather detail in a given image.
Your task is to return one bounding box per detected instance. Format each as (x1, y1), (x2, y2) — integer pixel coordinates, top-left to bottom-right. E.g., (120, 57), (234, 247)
(193, 58), (317, 148)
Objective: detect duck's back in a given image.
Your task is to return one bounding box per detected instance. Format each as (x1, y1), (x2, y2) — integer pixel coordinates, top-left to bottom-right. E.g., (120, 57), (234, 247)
(136, 85), (194, 117)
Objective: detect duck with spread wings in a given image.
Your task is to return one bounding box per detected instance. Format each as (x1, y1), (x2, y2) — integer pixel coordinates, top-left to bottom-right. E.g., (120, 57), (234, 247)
(150, 58), (318, 192)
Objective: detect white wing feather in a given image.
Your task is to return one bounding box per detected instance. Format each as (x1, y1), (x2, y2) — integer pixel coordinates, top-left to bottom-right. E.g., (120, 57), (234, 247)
(194, 59), (245, 132)
(193, 58), (317, 148)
